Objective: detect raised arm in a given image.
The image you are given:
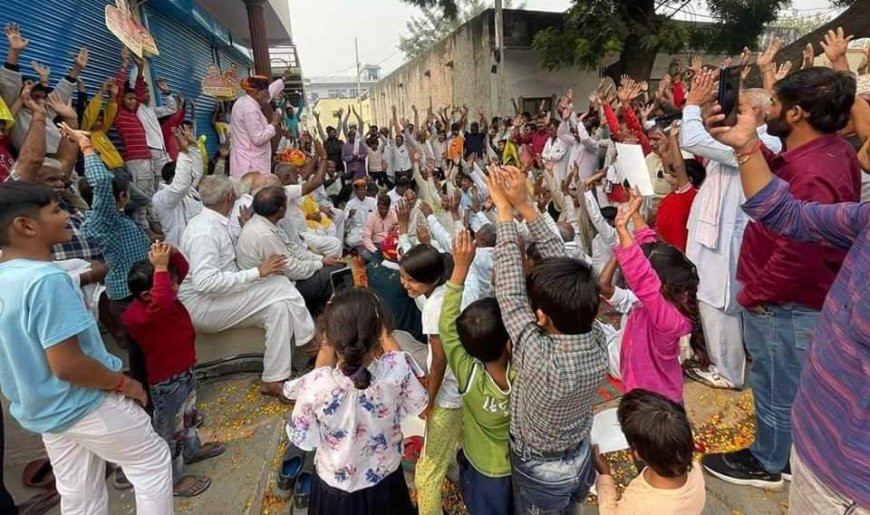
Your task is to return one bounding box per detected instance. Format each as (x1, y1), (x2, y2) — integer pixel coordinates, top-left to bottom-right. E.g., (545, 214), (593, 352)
(14, 86), (46, 182)
(152, 127), (201, 209)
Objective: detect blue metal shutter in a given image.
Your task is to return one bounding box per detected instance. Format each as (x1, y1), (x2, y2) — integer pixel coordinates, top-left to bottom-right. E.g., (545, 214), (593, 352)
(143, 8), (219, 157)
(0, 1), (125, 104)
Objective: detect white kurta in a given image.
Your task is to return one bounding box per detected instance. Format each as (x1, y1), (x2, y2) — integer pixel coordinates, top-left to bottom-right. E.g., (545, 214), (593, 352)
(152, 150), (203, 247)
(179, 208), (314, 382)
(344, 196), (377, 248)
(278, 184), (342, 257)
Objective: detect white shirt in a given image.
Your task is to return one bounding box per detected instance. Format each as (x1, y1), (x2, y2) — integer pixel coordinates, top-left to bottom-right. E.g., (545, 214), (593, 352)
(228, 193), (253, 246)
(137, 94), (177, 151)
(236, 214), (323, 281)
(388, 141), (412, 172)
(179, 208), (260, 299)
(418, 285), (461, 409)
(542, 136), (570, 181)
(277, 184), (307, 241)
(461, 247), (493, 310)
(344, 196), (377, 235)
(584, 190), (616, 274)
(152, 150), (203, 247)
(284, 351), (428, 492)
(387, 187), (404, 206)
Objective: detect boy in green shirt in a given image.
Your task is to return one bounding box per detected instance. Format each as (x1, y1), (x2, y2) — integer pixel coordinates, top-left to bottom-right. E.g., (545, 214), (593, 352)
(439, 229), (515, 514)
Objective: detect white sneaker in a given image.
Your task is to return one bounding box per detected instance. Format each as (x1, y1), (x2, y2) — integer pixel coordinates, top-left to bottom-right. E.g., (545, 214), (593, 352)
(685, 367), (735, 390)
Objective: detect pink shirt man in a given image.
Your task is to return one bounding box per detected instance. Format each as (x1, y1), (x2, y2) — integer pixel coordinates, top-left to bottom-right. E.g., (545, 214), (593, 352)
(362, 208), (398, 253)
(229, 78), (284, 177)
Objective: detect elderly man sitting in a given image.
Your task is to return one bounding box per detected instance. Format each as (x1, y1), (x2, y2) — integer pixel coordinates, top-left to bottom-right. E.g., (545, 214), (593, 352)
(178, 175), (315, 397)
(237, 186), (345, 316)
(273, 154), (342, 257)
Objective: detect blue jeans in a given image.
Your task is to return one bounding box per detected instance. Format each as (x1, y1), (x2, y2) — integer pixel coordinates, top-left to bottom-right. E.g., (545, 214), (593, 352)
(743, 304), (818, 473)
(458, 450), (512, 515)
(510, 439), (594, 515)
(151, 370), (201, 482)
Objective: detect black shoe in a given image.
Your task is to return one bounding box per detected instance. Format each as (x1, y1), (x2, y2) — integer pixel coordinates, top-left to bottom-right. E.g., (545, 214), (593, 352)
(782, 460), (791, 482)
(702, 448), (784, 490)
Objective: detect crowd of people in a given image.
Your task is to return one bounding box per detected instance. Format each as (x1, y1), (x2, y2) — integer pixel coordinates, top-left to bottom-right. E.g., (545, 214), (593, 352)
(0, 15), (867, 515)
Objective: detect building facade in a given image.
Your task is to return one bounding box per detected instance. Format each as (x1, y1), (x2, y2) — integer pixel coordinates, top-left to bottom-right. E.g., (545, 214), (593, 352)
(306, 65), (381, 102)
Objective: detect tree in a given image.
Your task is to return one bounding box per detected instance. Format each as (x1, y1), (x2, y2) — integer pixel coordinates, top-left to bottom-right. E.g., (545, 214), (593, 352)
(399, 0), (527, 60)
(773, 10), (832, 41)
(531, 0), (804, 80)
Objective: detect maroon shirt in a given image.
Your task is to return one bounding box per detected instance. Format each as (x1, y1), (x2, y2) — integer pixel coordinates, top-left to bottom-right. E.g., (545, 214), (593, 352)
(736, 134), (860, 310)
(122, 251), (196, 384)
(517, 129), (550, 158)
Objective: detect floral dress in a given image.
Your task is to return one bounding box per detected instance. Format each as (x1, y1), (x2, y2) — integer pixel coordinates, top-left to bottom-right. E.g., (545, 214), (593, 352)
(284, 351), (428, 492)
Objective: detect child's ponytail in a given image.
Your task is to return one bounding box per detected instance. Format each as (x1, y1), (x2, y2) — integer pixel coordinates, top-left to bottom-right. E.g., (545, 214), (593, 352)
(323, 289), (387, 390)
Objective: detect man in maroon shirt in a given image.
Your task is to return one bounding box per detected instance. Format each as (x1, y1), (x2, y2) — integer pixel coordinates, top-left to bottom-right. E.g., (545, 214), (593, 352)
(703, 68), (859, 489)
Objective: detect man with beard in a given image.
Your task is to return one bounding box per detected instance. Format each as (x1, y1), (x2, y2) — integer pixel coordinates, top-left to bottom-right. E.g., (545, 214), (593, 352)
(702, 67), (860, 490)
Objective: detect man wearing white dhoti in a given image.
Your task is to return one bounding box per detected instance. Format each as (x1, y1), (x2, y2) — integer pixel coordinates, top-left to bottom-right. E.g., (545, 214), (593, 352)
(178, 175), (315, 398)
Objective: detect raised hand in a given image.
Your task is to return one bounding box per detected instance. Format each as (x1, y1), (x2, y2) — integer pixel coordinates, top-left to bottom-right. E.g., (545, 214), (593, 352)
(774, 61), (792, 81)
(258, 255), (287, 277)
(148, 241), (171, 270)
(501, 165), (530, 208)
(173, 126), (193, 152)
(19, 84), (44, 117)
(395, 199), (411, 231)
(419, 201), (434, 218)
(802, 43), (815, 69)
(5, 23), (28, 52)
(689, 55), (703, 73)
(485, 165), (510, 211)
(46, 91), (76, 121)
(756, 37), (781, 70)
(31, 61), (50, 84)
(686, 68), (717, 107)
(155, 78), (170, 94)
(58, 122), (92, 149)
(74, 48), (89, 70)
(820, 27), (853, 69)
(451, 229), (477, 273)
(739, 46), (752, 68)
(705, 98), (759, 152)
(415, 224), (432, 246)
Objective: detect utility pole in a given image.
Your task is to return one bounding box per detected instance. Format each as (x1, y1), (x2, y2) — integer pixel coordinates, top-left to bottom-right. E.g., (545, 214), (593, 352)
(355, 37), (362, 114)
(494, 0), (506, 115)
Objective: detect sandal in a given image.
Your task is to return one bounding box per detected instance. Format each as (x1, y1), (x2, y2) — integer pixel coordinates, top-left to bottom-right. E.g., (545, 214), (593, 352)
(173, 475), (211, 498)
(17, 490), (60, 515)
(293, 451), (316, 511)
(185, 441), (227, 465)
(22, 458), (54, 489)
(277, 443), (306, 492)
(259, 385), (291, 404)
(194, 412), (205, 429)
(111, 467), (133, 490)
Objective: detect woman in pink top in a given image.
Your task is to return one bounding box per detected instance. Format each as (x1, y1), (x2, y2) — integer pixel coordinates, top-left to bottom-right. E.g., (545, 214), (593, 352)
(229, 76), (285, 177)
(612, 192), (706, 403)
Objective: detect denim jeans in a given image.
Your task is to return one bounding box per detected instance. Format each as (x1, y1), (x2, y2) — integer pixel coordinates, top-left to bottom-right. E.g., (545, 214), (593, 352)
(458, 450), (512, 515)
(743, 304), (818, 474)
(510, 438), (594, 515)
(151, 369), (201, 482)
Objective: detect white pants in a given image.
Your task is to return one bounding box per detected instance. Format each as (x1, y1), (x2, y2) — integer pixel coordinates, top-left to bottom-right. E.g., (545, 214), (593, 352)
(182, 275), (315, 382)
(329, 208), (346, 245)
(42, 394), (173, 515)
(600, 322), (622, 380)
(127, 159), (154, 196)
(699, 300), (746, 388)
(150, 148), (171, 187)
(345, 230), (364, 250)
(302, 231), (342, 257)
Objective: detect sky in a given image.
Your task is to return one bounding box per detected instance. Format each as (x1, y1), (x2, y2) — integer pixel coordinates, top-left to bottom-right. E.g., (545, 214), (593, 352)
(286, 0), (841, 79)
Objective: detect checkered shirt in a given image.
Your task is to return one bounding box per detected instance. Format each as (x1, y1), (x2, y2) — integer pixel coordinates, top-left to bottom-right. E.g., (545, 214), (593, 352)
(494, 215), (607, 454)
(81, 154), (150, 300)
(51, 198), (104, 262)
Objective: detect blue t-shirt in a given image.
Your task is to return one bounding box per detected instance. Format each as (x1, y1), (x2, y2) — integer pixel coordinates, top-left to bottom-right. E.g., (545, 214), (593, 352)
(0, 260), (122, 433)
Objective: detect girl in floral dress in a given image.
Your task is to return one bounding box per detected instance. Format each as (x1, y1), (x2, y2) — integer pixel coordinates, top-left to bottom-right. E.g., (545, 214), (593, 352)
(284, 288), (428, 514)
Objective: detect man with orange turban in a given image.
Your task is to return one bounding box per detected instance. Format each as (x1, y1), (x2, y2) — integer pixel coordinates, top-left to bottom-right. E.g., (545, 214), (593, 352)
(230, 75), (284, 177)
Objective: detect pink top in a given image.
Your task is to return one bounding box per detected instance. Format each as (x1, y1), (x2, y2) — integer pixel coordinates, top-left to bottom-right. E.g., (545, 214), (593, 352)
(614, 227), (691, 403)
(229, 78), (284, 177)
(362, 209), (398, 252)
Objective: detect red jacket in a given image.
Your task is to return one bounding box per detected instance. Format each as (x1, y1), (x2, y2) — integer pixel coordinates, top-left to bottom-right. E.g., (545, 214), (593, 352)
(736, 135), (860, 310)
(122, 251), (196, 384)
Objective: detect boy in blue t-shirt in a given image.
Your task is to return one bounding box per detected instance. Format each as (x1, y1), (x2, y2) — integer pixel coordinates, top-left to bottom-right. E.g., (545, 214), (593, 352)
(0, 178), (173, 513)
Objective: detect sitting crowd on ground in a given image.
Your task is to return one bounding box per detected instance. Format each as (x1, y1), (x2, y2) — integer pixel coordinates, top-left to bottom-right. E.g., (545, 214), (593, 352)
(0, 18), (868, 515)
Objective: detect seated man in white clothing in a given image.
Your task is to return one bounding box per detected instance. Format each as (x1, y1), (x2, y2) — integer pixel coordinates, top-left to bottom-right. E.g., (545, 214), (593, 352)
(227, 172), (262, 245)
(343, 178), (377, 250)
(152, 126), (203, 247)
(178, 176), (316, 398)
(273, 157), (342, 257)
(237, 185), (345, 316)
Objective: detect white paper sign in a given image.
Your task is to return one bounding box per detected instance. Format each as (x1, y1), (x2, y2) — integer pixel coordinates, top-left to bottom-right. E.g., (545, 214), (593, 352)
(590, 407), (630, 454)
(615, 143), (654, 197)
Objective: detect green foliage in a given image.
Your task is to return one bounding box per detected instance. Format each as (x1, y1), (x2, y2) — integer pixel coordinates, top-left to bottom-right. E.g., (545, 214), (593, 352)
(399, 0), (527, 59)
(532, 0), (629, 71)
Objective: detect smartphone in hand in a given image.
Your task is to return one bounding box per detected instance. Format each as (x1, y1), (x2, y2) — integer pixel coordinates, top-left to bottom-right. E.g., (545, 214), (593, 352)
(717, 65), (742, 127)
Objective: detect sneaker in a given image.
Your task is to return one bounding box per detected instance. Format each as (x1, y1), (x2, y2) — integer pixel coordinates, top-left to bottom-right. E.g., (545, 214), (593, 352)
(685, 367), (736, 390)
(702, 449), (784, 490)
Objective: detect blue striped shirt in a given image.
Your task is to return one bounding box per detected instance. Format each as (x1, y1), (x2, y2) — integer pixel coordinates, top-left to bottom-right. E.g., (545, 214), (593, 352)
(81, 154), (150, 300)
(742, 177), (869, 506)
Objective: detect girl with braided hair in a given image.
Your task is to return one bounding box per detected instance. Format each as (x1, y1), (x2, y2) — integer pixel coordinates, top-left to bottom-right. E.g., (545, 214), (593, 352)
(284, 288), (427, 514)
(612, 188), (706, 404)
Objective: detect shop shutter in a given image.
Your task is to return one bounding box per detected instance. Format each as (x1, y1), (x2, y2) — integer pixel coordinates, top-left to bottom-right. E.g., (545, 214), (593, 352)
(216, 48), (253, 81)
(1, 0), (127, 141)
(143, 7), (219, 157)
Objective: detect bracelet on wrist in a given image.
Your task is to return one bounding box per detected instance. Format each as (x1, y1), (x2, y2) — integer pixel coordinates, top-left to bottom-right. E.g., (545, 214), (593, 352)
(735, 140), (762, 165)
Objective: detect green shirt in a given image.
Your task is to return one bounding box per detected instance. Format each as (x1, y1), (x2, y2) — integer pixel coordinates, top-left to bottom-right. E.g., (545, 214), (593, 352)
(439, 281), (515, 478)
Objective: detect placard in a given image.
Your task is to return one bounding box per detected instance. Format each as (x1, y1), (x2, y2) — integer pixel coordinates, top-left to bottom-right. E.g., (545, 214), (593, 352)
(615, 142), (654, 197)
(105, 0), (159, 58)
